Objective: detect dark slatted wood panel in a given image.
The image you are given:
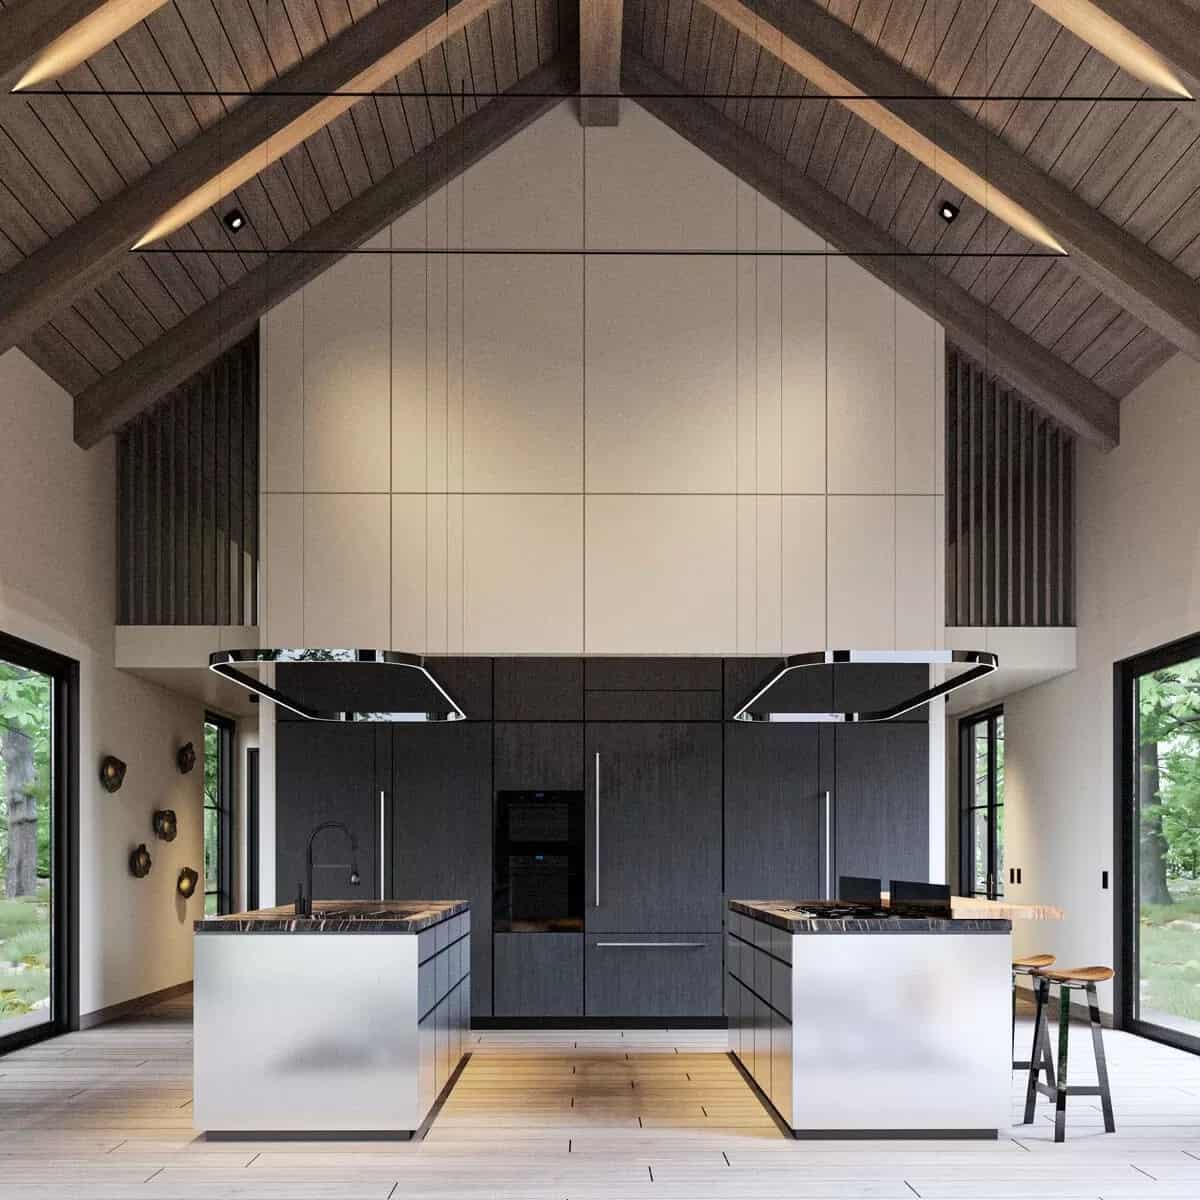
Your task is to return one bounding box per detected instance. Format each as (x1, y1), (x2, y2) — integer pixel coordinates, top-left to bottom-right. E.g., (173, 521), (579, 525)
(945, 342), (1074, 628)
(117, 331), (259, 626)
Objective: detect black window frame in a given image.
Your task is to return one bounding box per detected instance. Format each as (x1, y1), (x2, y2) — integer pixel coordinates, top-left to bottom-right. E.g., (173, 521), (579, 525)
(0, 629), (79, 1054)
(203, 711), (235, 916)
(1114, 631), (1200, 1054)
(958, 704), (1005, 900)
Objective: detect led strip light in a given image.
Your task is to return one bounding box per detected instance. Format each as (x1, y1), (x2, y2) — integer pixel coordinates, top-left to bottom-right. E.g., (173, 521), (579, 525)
(209, 648), (467, 723)
(730, 649), (999, 723)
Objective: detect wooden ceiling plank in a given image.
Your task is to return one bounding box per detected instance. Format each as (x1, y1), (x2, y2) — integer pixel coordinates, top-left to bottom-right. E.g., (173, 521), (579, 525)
(465, 9), (500, 110)
(489, 1), (520, 93)
(30, 90), (131, 200)
(73, 57), (570, 447)
(111, 258), (182, 330)
(865, 143), (920, 233)
(1099, 110), (1200, 227)
(0, 0), (144, 86)
(845, 130), (896, 216)
(0, 0), (506, 357)
(511, 0), (540, 77)
(901, 0), (964, 81)
(1030, 0), (1200, 108)
(1051, 292), (1126, 362)
(723, 30), (761, 130)
(534, 0), (559, 62)
(624, 51), (1119, 450)
(680, 0), (715, 96)
(975, 8), (1062, 134)
(700, 0), (1200, 360)
(232, 172), (299, 250)
(662, 0), (693, 83)
(744, 40), (784, 147)
(72, 287), (144, 359)
(581, 0), (624, 125)
(138, 245), (206, 315)
(1019, 50), (1119, 175)
(999, 31), (1091, 156)
(1148, 181), (1200, 263)
(764, 67), (806, 159)
(325, 108), (375, 196)
(395, 62), (435, 154)
(0, 99), (100, 223)
(53, 303), (122, 373)
(925, 0), (995, 99)
(81, 42), (176, 163)
(420, 42), (459, 139)
(23, 323), (100, 393)
(1071, 94), (1172, 209)
(701, 12), (737, 117)
(142, 3), (228, 130)
(0, 122), (75, 239)
(1092, 325), (1175, 395)
(1069, 307), (1146, 377)
(95, 271), (163, 344)
(109, 21), (202, 147)
(955, 1), (1033, 121)
(279, 142), (334, 226)
(214, 0), (280, 89)
(642, 0), (669, 66)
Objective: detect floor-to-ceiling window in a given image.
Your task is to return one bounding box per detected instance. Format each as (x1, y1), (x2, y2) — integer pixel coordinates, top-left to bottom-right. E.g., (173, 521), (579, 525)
(1119, 636), (1200, 1051)
(960, 707), (1005, 900)
(0, 632), (76, 1049)
(203, 713), (234, 916)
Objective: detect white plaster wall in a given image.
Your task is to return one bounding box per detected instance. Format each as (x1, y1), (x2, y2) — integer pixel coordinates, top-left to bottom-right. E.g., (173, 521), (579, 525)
(0, 348), (205, 1018)
(999, 351), (1200, 1012)
(259, 100), (946, 658)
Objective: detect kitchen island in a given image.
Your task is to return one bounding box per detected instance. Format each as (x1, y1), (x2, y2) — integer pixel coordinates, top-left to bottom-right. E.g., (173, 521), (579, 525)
(193, 900), (469, 1137)
(727, 900), (1011, 1138)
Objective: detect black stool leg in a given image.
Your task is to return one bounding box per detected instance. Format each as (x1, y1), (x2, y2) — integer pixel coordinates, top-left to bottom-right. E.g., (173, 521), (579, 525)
(1054, 984), (1071, 1143)
(1087, 982), (1116, 1134)
(1012, 972), (1017, 1063)
(1024, 977), (1050, 1124)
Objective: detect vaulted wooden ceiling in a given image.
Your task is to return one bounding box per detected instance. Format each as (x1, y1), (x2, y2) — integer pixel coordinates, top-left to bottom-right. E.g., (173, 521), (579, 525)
(0, 0), (1197, 451)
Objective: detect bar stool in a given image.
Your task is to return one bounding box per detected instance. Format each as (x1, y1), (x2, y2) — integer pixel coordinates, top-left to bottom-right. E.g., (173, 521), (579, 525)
(1023, 966), (1116, 1142)
(1013, 953), (1056, 1073)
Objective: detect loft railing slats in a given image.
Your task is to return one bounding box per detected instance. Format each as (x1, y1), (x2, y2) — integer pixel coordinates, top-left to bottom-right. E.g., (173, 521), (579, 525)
(117, 332), (259, 627)
(945, 344), (1074, 628)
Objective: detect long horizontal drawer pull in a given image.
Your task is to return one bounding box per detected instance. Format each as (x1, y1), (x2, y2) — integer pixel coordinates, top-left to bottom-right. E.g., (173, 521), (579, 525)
(594, 941), (707, 948)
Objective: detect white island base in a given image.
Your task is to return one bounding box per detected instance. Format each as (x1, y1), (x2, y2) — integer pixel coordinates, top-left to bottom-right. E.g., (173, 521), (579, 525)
(193, 903), (469, 1137)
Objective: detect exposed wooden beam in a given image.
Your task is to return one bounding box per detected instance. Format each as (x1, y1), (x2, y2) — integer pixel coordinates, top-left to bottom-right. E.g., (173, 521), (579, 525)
(623, 53), (1119, 451)
(4, 0), (167, 91)
(580, 0), (623, 125)
(0, 0), (501, 358)
(1030, 0), (1198, 103)
(701, 0), (1200, 361)
(73, 60), (570, 449)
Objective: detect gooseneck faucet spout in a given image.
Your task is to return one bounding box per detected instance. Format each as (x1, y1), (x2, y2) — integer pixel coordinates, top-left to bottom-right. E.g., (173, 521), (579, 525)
(296, 821), (361, 916)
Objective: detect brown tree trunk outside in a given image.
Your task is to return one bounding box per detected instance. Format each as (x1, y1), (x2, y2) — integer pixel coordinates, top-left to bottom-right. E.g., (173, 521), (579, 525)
(1139, 738), (1173, 907)
(1, 725), (38, 899)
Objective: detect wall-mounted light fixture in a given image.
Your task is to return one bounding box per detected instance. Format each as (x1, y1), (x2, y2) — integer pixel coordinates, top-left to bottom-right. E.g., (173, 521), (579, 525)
(100, 755), (127, 793)
(129, 844), (152, 878)
(152, 809), (178, 842)
(176, 741), (196, 774)
(177, 867), (199, 899)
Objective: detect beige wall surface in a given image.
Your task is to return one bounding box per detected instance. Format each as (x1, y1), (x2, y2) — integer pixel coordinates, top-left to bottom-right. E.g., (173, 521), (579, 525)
(993, 351), (1200, 1011)
(0, 348), (205, 1018)
(260, 100), (946, 657)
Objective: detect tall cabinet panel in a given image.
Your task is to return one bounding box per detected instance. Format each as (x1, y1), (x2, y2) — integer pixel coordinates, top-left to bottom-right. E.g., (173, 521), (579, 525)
(585, 722), (723, 933)
(724, 724), (821, 902)
(275, 723), (385, 906)
(392, 724), (494, 1017)
(834, 723), (929, 886)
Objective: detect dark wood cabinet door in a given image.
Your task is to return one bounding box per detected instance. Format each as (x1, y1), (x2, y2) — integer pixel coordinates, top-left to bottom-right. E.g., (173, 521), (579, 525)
(834, 723), (929, 885)
(275, 723), (384, 906)
(493, 658), (583, 720)
(494, 722), (583, 791)
(724, 723), (821, 902)
(585, 723), (722, 933)
(392, 724), (494, 1016)
(584, 934), (723, 1017)
(833, 663), (930, 722)
(494, 933), (583, 1017)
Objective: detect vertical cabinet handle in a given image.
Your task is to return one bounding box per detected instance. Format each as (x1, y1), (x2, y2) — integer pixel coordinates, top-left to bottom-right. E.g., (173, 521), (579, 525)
(594, 752), (601, 908)
(380, 790), (387, 901)
(823, 790), (832, 900)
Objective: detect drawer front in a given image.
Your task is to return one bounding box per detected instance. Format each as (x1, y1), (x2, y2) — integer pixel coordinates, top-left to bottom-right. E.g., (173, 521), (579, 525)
(585, 934), (723, 1017)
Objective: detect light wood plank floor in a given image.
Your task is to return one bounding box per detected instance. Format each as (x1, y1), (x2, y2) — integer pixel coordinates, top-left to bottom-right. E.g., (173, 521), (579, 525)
(2, 995), (1200, 1197)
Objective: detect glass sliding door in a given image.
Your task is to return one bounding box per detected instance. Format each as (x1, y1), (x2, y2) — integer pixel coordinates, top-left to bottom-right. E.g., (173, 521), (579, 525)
(1119, 636), (1200, 1049)
(0, 632), (75, 1049)
(959, 708), (1005, 900)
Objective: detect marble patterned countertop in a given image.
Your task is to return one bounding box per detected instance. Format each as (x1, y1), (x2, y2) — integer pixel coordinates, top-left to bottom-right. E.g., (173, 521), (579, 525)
(730, 900), (1011, 934)
(194, 899), (469, 934)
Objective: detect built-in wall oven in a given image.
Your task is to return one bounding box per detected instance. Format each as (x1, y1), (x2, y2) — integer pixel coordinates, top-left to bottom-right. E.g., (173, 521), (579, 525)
(493, 790), (584, 932)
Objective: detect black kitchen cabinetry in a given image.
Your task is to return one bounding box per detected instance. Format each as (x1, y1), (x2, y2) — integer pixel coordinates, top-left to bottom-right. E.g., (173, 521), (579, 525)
(585, 722), (723, 934)
(494, 722), (583, 791)
(392, 723), (494, 1017)
(494, 933), (583, 1017)
(834, 723), (929, 885)
(584, 934), (724, 1017)
(494, 658), (583, 720)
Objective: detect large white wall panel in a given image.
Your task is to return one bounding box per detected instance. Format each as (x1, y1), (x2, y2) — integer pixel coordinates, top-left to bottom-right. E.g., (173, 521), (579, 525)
(586, 256), (737, 493)
(302, 494), (390, 646)
(826, 495), (896, 648)
(895, 295), (938, 495)
(262, 291), (303, 493)
(782, 495), (827, 649)
(895, 494), (938, 649)
(827, 258), (896, 495)
(782, 251), (828, 496)
(585, 495), (737, 653)
(390, 207), (429, 493)
(464, 255), (583, 492)
(302, 230), (391, 493)
(585, 100), (736, 250)
(391, 494), (427, 651)
(466, 101), (582, 249)
(263, 493), (303, 644)
(463, 494), (583, 652)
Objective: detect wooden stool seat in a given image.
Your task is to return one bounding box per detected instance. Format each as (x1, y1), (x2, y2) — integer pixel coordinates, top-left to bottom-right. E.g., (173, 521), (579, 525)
(1023, 967), (1115, 1141)
(1039, 966), (1114, 985)
(1013, 953), (1056, 972)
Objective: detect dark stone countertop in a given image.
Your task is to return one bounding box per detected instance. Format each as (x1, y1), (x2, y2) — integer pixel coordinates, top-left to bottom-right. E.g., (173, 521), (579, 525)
(729, 900), (1011, 935)
(194, 899), (469, 934)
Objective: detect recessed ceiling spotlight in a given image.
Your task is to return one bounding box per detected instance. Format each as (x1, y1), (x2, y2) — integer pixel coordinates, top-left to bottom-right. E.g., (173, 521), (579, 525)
(939, 199), (960, 224)
(223, 209), (245, 233)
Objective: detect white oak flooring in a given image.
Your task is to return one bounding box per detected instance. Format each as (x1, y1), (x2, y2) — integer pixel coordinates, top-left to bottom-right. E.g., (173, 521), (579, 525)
(1, 995), (1200, 1197)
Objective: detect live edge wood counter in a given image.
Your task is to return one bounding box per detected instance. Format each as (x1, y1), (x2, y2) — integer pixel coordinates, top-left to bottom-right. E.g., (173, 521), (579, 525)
(727, 901), (1011, 1138)
(193, 900), (470, 1137)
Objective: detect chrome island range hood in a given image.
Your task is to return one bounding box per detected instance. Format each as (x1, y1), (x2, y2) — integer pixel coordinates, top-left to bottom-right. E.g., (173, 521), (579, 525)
(731, 649), (998, 724)
(209, 649), (467, 723)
